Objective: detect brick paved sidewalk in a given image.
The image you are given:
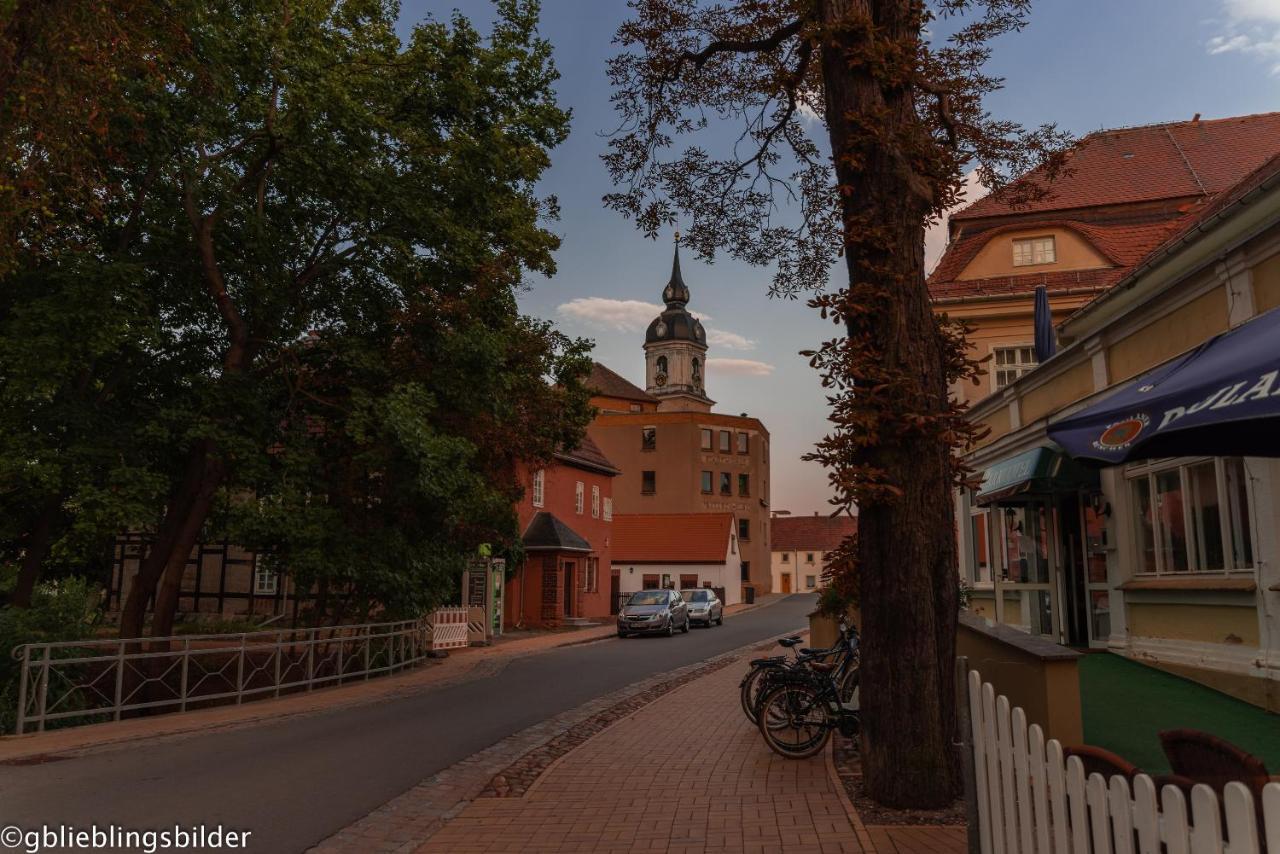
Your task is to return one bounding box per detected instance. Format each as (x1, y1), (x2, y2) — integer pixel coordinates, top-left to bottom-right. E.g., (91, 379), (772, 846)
(418, 654), (871, 854)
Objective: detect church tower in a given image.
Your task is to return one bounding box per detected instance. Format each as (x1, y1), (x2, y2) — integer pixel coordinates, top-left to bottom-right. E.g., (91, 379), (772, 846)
(644, 238), (714, 412)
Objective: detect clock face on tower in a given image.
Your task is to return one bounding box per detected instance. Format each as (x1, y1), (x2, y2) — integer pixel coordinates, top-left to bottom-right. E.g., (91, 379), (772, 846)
(655, 373), (667, 387)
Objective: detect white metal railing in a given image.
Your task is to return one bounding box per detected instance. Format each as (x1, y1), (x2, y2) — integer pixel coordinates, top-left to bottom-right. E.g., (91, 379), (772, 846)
(967, 667), (1280, 853)
(10, 608), (471, 735)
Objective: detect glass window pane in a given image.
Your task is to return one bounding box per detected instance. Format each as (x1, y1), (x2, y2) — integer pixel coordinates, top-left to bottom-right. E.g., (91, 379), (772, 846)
(1090, 590), (1111, 641)
(1187, 461), (1224, 571)
(1001, 505), (1049, 583)
(970, 511), (993, 584)
(1131, 477), (1157, 573)
(1224, 458), (1254, 568)
(1154, 470), (1190, 572)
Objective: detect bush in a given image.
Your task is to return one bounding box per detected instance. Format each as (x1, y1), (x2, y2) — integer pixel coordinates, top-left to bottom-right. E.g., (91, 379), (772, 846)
(0, 573), (103, 734)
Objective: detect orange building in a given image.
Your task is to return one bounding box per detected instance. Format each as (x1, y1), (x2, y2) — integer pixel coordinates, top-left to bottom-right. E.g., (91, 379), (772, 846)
(506, 437), (618, 629)
(585, 245), (774, 596)
(929, 112), (1280, 405)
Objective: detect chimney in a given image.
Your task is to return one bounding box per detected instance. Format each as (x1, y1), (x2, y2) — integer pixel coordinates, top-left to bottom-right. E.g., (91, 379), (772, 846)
(1192, 113), (1201, 123)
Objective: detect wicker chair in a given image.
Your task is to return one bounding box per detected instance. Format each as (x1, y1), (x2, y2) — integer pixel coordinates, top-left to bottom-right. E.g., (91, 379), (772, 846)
(1159, 728), (1270, 848)
(1063, 744), (1142, 780)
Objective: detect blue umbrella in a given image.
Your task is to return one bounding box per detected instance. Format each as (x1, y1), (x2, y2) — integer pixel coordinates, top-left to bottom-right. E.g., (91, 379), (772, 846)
(1033, 285), (1056, 363)
(1048, 306), (1280, 464)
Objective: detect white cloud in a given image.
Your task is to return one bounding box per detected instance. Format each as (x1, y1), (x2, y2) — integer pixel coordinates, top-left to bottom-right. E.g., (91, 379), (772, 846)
(705, 328), (756, 350)
(557, 297), (662, 331)
(706, 357), (775, 377)
(1207, 1), (1280, 73)
(557, 297), (756, 351)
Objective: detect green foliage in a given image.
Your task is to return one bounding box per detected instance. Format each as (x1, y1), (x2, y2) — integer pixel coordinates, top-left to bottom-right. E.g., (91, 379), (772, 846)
(0, 572), (103, 733)
(1, 0), (588, 629)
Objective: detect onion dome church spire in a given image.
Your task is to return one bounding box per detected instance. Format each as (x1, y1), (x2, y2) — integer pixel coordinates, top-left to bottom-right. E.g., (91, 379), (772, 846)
(644, 233), (713, 412)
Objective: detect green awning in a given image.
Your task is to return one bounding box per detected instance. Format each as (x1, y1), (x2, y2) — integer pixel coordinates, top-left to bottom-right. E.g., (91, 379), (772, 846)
(974, 446), (1099, 506)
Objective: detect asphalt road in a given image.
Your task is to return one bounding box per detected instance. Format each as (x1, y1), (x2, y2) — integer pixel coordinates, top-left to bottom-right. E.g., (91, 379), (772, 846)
(0, 594), (816, 853)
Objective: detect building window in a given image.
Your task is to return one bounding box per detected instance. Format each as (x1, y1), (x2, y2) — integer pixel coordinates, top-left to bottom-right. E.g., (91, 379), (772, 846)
(1012, 236), (1056, 267)
(700, 428), (712, 450)
(740, 560), (750, 581)
(737, 432), (749, 454)
(591, 485), (600, 518)
(642, 573), (660, 590)
(532, 469), (545, 508)
(993, 346), (1037, 389)
(254, 567), (279, 596)
(603, 497), (613, 521)
(656, 355), (668, 375)
(629, 403), (641, 412)
(805, 575), (817, 589)
(641, 426), (656, 451)
(701, 471), (713, 494)
(1127, 457), (1254, 575)
(719, 472), (732, 495)
(738, 474), (749, 496)
(782, 552), (790, 563)
(642, 470), (656, 494)
(585, 557), (599, 592)
(719, 430), (731, 452)
(575, 481), (584, 514)
(738, 518), (750, 540)
(969, 509), (995, 584)
(692, 358), (701, 385)
(680, 574), (698, 589)
(806, 552), (815, 563)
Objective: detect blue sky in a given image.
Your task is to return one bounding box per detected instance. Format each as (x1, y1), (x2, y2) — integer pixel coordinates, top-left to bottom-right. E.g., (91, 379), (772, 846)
(398, 0), (1280, 515)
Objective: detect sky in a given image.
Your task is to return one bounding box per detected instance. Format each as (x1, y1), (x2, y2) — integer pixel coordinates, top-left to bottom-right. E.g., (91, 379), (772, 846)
(397, 0), (1280, 516)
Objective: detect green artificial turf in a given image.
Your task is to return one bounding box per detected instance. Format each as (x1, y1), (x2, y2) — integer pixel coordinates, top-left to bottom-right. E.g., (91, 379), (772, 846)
(1078, 653), (1280, 775)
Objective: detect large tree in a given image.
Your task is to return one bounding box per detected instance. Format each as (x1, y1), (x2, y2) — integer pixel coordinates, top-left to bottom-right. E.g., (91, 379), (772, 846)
(606, 0), (1068, 807)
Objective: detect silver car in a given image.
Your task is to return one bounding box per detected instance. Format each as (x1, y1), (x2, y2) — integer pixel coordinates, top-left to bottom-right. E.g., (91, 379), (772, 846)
(682, 588), (723, 627)
(617, 589), (690, 637)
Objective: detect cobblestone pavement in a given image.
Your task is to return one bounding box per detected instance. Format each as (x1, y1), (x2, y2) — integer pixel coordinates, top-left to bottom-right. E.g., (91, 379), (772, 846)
(311, 638), (784, 853)
(416, 652), (869, 854)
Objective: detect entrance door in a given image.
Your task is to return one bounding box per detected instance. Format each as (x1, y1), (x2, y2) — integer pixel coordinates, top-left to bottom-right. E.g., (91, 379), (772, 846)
(992, 501), (1058, 639)
(781, 573), (792, 593)
(610, 570), (621, 615)
(563, 560), (576, 617)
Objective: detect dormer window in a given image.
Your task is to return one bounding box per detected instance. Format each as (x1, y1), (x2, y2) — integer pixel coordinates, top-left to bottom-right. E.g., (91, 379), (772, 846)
(1013, 236), (1055, 267)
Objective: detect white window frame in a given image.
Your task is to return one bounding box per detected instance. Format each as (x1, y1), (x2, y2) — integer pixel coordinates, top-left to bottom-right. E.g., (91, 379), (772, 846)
(532, 469), (545, 508)
(993, 345), (1038, 390)
(254, 566), (279, 596)
(591, 485), (600, 518)
(603, 497), (613, 521)
(1124, 456), (1256, 577)
(1012, 235), (1056, 267)
(575, 481), (584, 514)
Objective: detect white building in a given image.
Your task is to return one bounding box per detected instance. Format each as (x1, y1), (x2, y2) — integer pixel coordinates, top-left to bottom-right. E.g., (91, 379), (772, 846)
(612, 513), (743, 605)
(770, 513), (859, 594)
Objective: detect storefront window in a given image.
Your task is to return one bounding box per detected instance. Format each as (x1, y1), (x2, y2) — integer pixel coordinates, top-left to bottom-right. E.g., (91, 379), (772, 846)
(1001, 505), (1049, 584)
(1127, 458), (1254, 575)
(969, 510), (994, 584)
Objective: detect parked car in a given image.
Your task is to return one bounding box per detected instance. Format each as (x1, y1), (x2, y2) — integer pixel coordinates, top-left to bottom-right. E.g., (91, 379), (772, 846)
(617, 589), (690, 637)
(682, 588), (723, 627)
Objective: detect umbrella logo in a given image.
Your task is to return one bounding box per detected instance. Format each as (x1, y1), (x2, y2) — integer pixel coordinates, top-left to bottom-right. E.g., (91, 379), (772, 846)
(1094, 414), (1149, 451)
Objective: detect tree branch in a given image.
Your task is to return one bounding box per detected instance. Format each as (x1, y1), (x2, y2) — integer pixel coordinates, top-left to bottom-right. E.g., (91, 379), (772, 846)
(675, 18), (803, 72)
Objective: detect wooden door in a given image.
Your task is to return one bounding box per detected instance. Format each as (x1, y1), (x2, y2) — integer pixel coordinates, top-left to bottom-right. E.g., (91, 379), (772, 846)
(610, 570), (621, 615)
(781, 573), (792, 593)
(563, 560), (576, 616)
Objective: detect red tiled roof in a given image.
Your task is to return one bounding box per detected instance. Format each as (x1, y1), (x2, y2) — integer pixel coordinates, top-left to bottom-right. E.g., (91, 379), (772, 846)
(555, 434), (619, 476)
(929, 219), (1183, 300)
(587, 362), (656, 403)
(954, 112), (1280, 222)
(771, 515), (858, 552)
(612, 513), (734, 564)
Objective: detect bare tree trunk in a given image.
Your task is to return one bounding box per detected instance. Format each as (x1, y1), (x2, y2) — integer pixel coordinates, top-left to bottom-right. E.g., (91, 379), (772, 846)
(119, 439), (225, 640)
(8, 494), (62, 608)
(818, 0), (960, 808)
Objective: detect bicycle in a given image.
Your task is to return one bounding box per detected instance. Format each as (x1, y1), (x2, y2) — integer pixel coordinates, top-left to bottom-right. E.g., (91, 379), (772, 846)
(755, 659), (860, 759)
(740, 618), (860, 725)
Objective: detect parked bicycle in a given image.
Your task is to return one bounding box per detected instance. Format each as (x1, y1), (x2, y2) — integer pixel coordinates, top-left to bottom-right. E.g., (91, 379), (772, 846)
(739, 618), (860, 726)
(755, 654), (860, 759)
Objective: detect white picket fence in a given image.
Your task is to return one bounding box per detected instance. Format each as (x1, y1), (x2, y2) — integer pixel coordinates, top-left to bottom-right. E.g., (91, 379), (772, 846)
(968, 669), (1280, 854)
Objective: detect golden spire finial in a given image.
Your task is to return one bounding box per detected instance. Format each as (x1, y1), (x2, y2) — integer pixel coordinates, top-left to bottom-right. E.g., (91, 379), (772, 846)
(674, 229), (680, 245)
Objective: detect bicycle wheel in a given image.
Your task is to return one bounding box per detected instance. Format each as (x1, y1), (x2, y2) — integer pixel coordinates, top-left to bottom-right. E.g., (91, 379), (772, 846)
(756, 681), (832, 759)
(838, 665), (860, 710)
(740, 666), (773, 723)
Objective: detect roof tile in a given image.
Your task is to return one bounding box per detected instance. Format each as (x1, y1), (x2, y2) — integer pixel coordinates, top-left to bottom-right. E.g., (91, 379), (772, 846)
(771, 515), (858, 552)
(612, 513), (734, 564)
